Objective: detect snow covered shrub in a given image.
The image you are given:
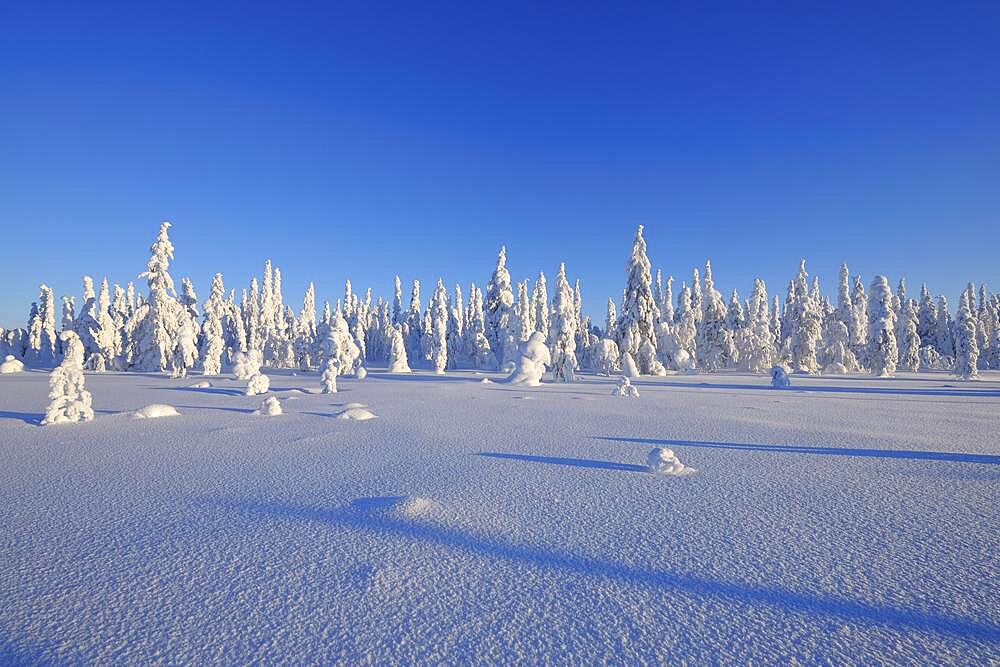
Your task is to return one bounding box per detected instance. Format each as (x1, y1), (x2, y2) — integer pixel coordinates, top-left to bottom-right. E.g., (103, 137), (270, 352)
(770, 366), (790, 389)
(620, 352), (640, 378)
(0, 355), (24, 374)
(646, 448), (693, 476)
(256, 395), (282, 416)
(355, 366), (367, 379)
(507, 332), (550, 386)
(246, 373), (270, 396)
(387, 326), (411, 373)
(321, 357), (339, 393)
(612, 376), (639, 398)
(41, 331), (94, 425)
(592, 338), (620, 375)
(232, 351), (261, 380)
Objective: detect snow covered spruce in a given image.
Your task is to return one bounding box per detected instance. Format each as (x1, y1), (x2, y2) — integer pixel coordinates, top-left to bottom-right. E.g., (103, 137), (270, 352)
(3, 221), (998, 385)
(40, 331), (94, 425)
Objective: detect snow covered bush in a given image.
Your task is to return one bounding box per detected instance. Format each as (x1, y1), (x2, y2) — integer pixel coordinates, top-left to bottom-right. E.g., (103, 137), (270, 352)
(256, 395), (282, 416)
(770, 366), (790, 389)
(620, 352), (640, 378)
(612, 376), (639, 398)
(507, 332), (550, 386)
(0, 355), (25, 374)
(246, 373), (270, 396)
(232, 351), (261, 380)
(321, 357), (339, 393)
(387, 326), (411, 373)
(592, 338), (620, 375)
(646, 448), (693, 476)
(41, 331), (94, 425)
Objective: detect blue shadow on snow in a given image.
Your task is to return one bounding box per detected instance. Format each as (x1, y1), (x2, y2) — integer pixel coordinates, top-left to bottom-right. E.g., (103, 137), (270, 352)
(477, 451), (648, 473)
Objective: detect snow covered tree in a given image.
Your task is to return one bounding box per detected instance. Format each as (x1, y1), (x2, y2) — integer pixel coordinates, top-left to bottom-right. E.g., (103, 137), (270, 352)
(605, 298), (617, 339)
(388, 325), (411, 373)
(850, 274), (869, 367)
(953, 289), (979, 380)
(404, 279), (423, 363)
(739, 278), (776, 373)
(132, 222), (179, 372)
(506, 332), (550, 386)
(531, 272), (548, 339)
(616, 226), (659, 373)
(897, 299), (921, 372)
(785, 260), (823, 374)
(514, 280), (532, 344)
(867, 275), (898, 377)
(690, 268), (703, 326)
(320, 356), (339, 393)
(429, 279), (448, 374)
(549, 263), (578, 382)
(171, 319), (198, 378)
(27, 285), (58, 367)
(661, 274), (674, 323)
(485, 246), (515, 368)
(41, 330), (94, 425)
(392, 275), (404, 326)
(200, 273), (226, 375)
(696, 260), (736, 371)
(934, 295), (954, 358)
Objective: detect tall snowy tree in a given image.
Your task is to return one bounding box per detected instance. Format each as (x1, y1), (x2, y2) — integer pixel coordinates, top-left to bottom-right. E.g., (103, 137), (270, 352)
(531, 272), (549, 340)
(132, 222), (178, 372)
(485, 246), (515, 368)
(616, 225), (659, 373)
(867, 275), (898, 377)
(27, 284), (58, 367)
(934, 295), (954, 358)
(786, 260), (822, 374)
(41, 331), (94, 425)
(953, 289), (979, 379)
(898, 299), (921, 372)
(201, 273), (226, 375)
(429, 279), (448, 374)
(696, 260), (736, 371)
(549, 263), (578, 382)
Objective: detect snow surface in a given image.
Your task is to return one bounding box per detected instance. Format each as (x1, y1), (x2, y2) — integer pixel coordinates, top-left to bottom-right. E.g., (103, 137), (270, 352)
(1, 368), (998, 663)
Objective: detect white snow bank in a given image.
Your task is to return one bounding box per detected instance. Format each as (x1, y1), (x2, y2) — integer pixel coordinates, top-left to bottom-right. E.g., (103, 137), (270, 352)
(187, 380), (211, 389)
(132, 404), (180, 419)
(646, 447), (694, 476)
(0, 355), (25, 374)
(255, 396), (282, 416)
(342, 402), (367, 409)
(337, 407), (377, 421)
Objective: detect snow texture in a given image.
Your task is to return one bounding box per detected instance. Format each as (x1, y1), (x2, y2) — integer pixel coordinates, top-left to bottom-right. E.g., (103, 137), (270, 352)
(0, 369), (999, 662)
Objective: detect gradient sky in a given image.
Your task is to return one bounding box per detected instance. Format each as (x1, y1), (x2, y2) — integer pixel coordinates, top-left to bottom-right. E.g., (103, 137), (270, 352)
(2, 2), (998, 327)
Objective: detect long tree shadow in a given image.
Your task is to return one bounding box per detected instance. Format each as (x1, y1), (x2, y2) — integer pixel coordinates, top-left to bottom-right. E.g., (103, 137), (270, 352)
(0, 410), (42, 425)
(200, 497), (1000, 644)
(652, 380), (1000, 399)
(477, 451), (648, 473)
(595, 437), (1000, 466)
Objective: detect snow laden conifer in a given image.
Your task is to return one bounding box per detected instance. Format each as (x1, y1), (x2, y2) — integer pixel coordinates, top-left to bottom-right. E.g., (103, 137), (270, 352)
(404, 280), (423, 363)
(616, 226), (659, 373)
(740, 279), (776, 373)
(867, 275), (898, 377)
(485, 246), (515, 369)
(506, 332), (550, 386)
(850, 275), (869, 367)
(953, 289), (979, 380)
(898, 299), (921, 372)
(27, 285), (58, 367)
(785, 260), (823, 374)
(387, 325), (411, 373)
(447, 284), (465, 369)
(429, 279), (449, 374)
(133, 222), (178, 372)
(200, 273), (226, 375)
(934, 295), (954, 358)
(41, 331), (94, 425)
(696, 260), (736, 371)
(549, 263), (578, 382)
(531, 272), (548, 339)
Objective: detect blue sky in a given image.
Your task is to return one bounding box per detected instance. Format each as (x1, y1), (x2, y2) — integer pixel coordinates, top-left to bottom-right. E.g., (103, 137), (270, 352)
(1, 2), (998, 327)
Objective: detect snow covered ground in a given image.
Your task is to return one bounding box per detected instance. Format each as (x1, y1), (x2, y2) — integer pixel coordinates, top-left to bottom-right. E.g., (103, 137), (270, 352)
(1, 369), (998, 663)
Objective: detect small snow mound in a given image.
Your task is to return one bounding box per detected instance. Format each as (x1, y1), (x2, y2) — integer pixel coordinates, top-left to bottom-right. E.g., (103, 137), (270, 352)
(355, 366), (368, 380)
(646, 447), (694, 476)
(480, 378), (491, 384)
(337, 407), (377, 421)
(0, 355), (25, 374)
(352, 495), (445, 520)
(342, 402), (367, 409)
(132, 404), (180, 419)
(187, 380), (211, 389)
(612, 376), (640, 397)
(771, 366), (791, 389)
(255, 396), (282, 416)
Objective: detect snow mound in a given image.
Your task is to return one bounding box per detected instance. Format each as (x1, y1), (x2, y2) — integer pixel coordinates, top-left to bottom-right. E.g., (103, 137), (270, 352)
(337, 407), (377, 421)
(646, 447), (695, 476)
(771, 366), (791, 388)
(255, 396), (282, 416)
(352, 495), (445, 520)
(132, 404), (180, 419)
(187, 381), (211, 389)
(0, 355), (24, 374)
(480, 378), (491, 384)
(355, 366), (368, 380)
(342, 402), (367, 409)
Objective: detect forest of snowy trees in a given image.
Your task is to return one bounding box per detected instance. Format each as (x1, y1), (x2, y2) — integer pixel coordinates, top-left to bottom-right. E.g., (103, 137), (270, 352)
(2, 222), (997, 382)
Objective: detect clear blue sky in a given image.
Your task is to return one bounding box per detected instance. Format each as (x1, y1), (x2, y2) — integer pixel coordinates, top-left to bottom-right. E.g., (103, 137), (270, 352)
(2, 2), (998, 327)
